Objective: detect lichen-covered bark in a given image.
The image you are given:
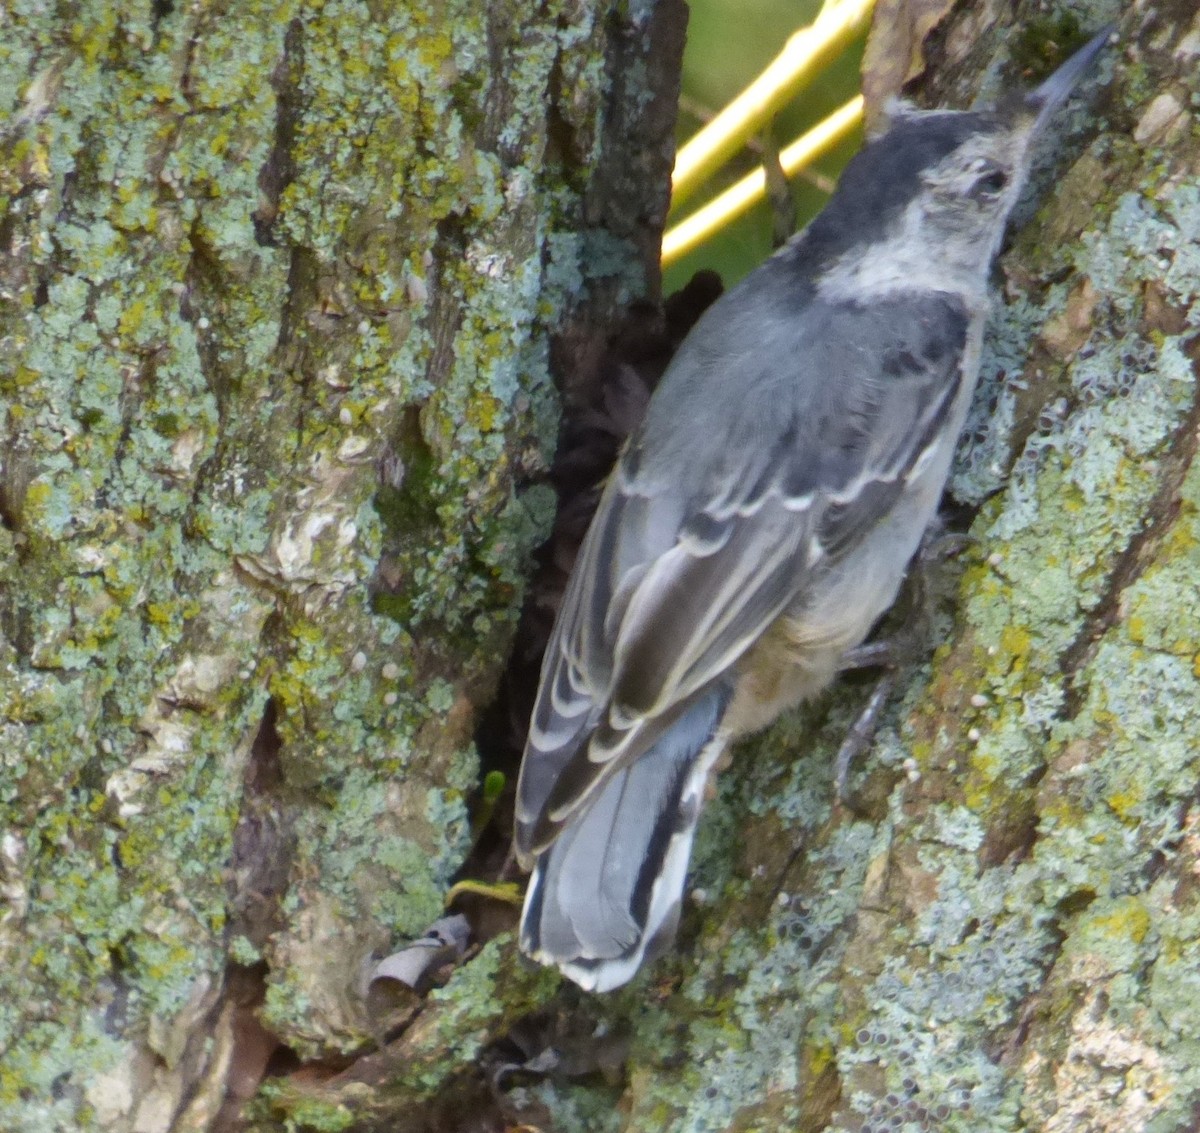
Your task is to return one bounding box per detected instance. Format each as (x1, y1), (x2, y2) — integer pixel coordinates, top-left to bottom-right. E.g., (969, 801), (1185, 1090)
(7, 1), (1199, 1131)
(514, 6), (1200, 1132)
(0, 1), (682, 1130)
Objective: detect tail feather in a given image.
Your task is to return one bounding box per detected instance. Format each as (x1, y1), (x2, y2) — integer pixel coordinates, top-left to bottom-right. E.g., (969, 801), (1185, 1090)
(519, 688), (727, 991)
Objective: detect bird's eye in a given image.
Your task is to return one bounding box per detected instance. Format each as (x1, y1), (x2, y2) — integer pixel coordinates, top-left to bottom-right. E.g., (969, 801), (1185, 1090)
(970, 167), (1009, 199)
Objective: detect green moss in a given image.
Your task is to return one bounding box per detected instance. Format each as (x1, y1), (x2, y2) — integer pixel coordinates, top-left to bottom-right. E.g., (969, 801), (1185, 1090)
(252, 1085), (357, 1133)
(1009, 12), (1084, 78)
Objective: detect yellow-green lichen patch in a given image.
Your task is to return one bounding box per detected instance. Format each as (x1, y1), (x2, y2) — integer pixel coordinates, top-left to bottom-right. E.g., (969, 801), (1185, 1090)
(0, 0), (672, 1124)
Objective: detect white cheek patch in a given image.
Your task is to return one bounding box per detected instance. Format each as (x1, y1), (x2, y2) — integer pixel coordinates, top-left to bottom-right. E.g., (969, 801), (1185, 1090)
(816, 199), (990, 305)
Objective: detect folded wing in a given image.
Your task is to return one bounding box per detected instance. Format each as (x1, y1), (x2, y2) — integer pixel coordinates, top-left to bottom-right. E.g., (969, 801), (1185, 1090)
(514, 292), (968, 859)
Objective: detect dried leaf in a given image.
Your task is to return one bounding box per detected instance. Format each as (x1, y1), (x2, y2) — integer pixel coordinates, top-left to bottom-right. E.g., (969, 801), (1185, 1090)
(861, 0), (957, 126)
(370, 914), (470, 991)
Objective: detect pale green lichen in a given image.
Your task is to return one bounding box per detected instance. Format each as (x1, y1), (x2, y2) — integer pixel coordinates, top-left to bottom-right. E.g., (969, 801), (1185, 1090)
(1, 0), (645, 1126)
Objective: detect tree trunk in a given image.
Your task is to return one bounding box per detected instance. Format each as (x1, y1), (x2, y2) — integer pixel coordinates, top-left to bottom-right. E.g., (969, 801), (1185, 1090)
(0, 2), (683, 1130)
(6, 2), (1200, 1132)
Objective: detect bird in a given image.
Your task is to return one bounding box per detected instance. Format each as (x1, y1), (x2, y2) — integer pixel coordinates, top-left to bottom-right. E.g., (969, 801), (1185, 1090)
(513, 27), (1112, 992)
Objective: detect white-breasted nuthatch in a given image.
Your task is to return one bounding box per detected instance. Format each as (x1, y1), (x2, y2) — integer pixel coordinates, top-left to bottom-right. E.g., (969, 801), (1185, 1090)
(514, 27), (1112, 992)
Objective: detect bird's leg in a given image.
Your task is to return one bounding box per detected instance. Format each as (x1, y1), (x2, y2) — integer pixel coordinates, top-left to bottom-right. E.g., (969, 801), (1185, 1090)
(833, 529), (973, 800)
(832, 669), (899, 801)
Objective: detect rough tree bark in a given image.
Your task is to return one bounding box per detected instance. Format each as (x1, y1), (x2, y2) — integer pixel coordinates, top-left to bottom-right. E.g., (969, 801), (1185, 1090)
(4, 1), (1200, 1132)
(0, 1), (683, 1130)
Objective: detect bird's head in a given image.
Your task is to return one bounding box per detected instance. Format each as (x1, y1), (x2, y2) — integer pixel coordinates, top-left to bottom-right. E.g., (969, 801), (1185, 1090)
(802, 26), (1112, 303)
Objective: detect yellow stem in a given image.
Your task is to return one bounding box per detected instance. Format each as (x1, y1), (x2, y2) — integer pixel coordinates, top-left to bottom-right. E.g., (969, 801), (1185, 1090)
(670, 0), (874, 209)
(662, 94), (863, 268)
(445, 879), (524, 907)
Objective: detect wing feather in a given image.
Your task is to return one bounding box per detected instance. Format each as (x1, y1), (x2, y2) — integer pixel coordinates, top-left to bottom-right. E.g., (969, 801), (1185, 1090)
(515, 292), (970, 858)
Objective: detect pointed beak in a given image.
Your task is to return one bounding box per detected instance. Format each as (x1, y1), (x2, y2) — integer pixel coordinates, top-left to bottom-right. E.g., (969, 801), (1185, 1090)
(1026, 24), (1115, 131)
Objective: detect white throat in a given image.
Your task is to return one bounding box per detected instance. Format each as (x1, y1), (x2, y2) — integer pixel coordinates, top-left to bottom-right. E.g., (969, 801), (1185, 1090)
(814, 195), (1001, 309)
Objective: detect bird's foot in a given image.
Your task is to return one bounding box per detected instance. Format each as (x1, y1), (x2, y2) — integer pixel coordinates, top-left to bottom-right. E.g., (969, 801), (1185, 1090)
(833, 528), (973, 801)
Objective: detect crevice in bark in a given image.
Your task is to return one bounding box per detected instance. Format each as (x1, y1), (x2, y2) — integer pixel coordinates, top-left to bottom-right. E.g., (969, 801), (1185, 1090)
(228, 697), (295, 961)
(370, 404), (446, 629)
(274, 244), (321, 364)
(211, 963), (277, 1133)
(979, 795), (1040, 868)
(181, 219), (238, 417)
(0, 436), (35, 536)
(477, 4), (519, 165)
(469, 271), (723, 862)
(207, 698), (302, 1129)
(177, 9), (205, 111)
(424, 215), (470, 392)
(253, 19), (303, 248)
(542, 52), (587, 194)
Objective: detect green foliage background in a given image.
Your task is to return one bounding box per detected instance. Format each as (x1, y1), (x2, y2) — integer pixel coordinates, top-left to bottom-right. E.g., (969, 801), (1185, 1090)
(666, 0), (867, 292)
